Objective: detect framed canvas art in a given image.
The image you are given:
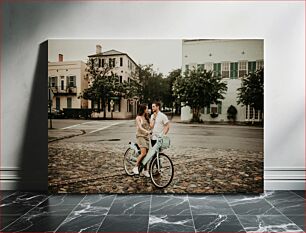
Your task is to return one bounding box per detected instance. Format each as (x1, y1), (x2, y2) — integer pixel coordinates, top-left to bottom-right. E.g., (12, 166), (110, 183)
(48, 39), (264, 194)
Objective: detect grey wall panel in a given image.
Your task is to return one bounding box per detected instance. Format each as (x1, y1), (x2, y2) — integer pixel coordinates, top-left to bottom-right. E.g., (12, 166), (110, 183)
(0, 2), (304, 190)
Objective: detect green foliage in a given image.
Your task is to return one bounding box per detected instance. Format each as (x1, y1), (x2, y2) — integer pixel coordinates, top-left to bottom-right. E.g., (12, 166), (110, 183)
(227, 105), (238, 121)
(237, 67), (264, 112)
(79, 58), (140, 118)
(173, 68), (227, 122)
(163, 69), (181, 109)
(137, 64), (170, 107)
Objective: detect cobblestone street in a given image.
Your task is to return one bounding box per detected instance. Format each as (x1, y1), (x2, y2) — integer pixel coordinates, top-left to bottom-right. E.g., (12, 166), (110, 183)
(48, 120), (263, 194)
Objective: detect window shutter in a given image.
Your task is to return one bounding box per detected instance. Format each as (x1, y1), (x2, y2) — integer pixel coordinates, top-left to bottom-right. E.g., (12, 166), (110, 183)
(66, 76), (69, 88)
(248, 61), (253, 72)
(218, 103), (222, 114)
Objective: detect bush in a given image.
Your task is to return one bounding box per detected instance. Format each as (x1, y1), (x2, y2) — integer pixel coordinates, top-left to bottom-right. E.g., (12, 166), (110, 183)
(227, 105), (237, 122)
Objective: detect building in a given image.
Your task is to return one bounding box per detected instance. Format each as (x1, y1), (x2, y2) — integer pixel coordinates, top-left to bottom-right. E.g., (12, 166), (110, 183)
(48, 55), (88, 112)
(87, 45), (139, 119)
(181, 39), (264, 123)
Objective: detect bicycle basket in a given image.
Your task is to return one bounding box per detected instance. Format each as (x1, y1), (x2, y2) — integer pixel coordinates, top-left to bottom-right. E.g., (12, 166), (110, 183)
(161, 136), (170, 149)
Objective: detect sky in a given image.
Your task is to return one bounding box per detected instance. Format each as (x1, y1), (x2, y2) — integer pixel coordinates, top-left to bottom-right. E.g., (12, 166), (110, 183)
(48, 39), (182, 76)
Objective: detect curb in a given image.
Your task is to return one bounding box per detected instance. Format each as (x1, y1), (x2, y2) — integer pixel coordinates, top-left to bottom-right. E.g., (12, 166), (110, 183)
(48, 130), (86, 143)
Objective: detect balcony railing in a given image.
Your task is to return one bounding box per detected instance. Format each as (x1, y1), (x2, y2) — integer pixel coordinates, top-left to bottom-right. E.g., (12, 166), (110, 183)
(49, 85), (77, 95)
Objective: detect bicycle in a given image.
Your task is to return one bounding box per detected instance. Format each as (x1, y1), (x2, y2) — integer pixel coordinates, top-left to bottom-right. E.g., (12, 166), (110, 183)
(123, 134), (174, 189)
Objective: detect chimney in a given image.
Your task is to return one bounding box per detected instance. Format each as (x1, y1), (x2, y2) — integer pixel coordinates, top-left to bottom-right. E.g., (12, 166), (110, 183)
(96, 44), (102, 54)
(58, 54), (63, 62)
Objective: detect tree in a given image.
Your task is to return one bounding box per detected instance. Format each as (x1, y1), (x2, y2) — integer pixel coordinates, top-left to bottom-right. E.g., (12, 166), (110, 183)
(237, 67), (264, 113)
(173, 68), (227, 122)
(163, 69), (181, 112)
(80, 58), (137, 119)
(137, 64), (166, 107)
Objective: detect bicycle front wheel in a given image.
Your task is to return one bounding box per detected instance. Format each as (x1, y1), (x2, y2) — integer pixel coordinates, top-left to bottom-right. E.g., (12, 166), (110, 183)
(149, 153), (174, 188)
(123, 148), (137, 176)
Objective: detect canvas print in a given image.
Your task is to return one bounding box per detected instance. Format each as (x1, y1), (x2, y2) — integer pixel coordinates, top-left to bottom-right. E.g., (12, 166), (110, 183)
(48, 39), (264, 194)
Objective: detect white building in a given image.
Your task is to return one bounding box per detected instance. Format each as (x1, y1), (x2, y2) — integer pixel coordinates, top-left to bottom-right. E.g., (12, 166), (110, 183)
(181, 39), (264, 123)
(87, 45), (139, 119)
(48, 55), (88, 112)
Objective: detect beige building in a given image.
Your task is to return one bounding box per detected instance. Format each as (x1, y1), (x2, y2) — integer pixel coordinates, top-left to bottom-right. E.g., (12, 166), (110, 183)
(48, 54), (88, 112)
(87, 45), (139, 119)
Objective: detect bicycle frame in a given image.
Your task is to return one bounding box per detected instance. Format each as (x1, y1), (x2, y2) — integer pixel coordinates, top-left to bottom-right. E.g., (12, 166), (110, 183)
(141, 136), (162, 166)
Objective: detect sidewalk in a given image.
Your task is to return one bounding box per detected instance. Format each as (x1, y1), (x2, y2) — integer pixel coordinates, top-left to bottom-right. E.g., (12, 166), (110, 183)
(48, 128), (85, 143)
(170, 115), (263, 129)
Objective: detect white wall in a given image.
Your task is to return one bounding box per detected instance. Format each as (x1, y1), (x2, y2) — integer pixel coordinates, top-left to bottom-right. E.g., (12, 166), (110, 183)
(1, 2), (304, 190)
(182, 39), (264, 72)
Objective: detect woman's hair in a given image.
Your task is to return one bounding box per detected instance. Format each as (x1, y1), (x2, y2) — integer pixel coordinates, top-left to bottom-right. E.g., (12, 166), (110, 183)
(137, 104), (149, 123)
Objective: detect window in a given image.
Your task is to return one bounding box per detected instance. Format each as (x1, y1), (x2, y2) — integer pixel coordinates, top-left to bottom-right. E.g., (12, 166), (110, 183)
(211, 106), (218, 114)
(128, 77), (130, 83)
(205, 63), (213, 72)
(49, 76), (58, 87)
(249, 106), (254, 119)
(108, 98), (121, 112)
(119, 76), (122, 83)
(93, 100), (98, 110)
(221, 62), (229, 78)
(185, 65), (189, 71)
(248, 61), (256, 73)
(230, 62), (238, 79)
(56, 97), (60, 110)
(197, 64), (204, 71)
(206, 103), (222, 114)
(256, 60), (264, 69)
(120, 57), (123, 66)
(94, 58), (99, 67)
(67, 97), (72, 108)
(239, 61), (247, 78)
(102, 59), (105, 67)
(61, 80), (64, 90)
(213, 63), (221, 77)
(66, 76), (76, 87)
(109, 58), (116, 68)
(127, 100), (133, 112)
(98, 58), (101, 67)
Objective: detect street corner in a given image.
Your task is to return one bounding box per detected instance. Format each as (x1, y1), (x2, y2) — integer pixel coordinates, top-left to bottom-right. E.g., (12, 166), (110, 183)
(48, 128), (85, 142)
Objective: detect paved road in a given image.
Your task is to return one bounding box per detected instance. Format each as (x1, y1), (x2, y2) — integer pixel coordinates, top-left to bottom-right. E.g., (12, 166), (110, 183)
(50, 119), (263, 152)
(48, 119), (263, 193)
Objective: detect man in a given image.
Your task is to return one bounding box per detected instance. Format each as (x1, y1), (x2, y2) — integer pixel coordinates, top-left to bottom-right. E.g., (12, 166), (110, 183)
(150, 101), (170, 146)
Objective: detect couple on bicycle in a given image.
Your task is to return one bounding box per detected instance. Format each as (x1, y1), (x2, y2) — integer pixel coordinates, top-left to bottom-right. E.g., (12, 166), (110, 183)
(133, 101), (170, 177)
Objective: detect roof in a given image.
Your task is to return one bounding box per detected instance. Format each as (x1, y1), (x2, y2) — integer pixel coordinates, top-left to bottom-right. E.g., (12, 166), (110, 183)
(88, 49), (139, 68)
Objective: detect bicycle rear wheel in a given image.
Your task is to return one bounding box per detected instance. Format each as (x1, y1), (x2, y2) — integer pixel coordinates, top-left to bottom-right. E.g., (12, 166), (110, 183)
(149, 153), (174, 188)
(123, 148), (137, 176)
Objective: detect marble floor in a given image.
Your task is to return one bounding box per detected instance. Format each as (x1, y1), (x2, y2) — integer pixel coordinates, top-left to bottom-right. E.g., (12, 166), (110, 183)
(0, 190), (304, 232)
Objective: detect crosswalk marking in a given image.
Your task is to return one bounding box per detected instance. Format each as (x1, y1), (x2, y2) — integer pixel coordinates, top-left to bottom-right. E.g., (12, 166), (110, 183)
(61, 121), (96, 129)
(88, 121), (130, 134)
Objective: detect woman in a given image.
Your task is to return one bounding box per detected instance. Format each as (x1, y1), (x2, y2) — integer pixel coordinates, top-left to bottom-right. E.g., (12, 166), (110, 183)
(132, 104), (150, 177)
